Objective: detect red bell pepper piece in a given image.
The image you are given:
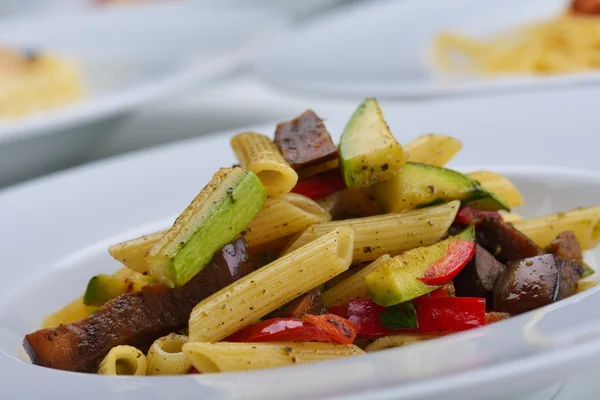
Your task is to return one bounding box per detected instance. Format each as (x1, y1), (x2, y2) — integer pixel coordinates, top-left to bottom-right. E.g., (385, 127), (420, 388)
(188, 367), (200, 374)
(418, 240), (476, 286)
(303, 314), (359, 345)
(226, 318), (332, 343)
(328, 304), (349, 318)
(344, 299), (394, 338)
(456, 207), (503, 225)
(338, 298), (486, 338)
(291, 169), (345, 200)
(413, 296), (486, 332)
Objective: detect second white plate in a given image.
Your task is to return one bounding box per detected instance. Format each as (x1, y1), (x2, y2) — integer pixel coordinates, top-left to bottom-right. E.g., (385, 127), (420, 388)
(0, 3), (287, 143)
(253, 0), (598, 98)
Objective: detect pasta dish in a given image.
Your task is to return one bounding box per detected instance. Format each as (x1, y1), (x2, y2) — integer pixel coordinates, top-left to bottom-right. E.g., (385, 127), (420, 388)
(23, 98), (600, 376)
(0, 47), (84, 118)
(432, 0), (600, 76)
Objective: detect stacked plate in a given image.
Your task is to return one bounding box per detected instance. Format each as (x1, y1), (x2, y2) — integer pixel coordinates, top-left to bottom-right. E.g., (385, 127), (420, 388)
(0, 2), (287, 186)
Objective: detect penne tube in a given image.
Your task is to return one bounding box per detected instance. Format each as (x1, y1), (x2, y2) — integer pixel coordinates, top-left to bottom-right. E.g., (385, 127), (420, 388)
(188, 227), (354, 342)
(146, 333), (192, 375)
(283, 200), (460, 263)
(108, 230), (166, 274)
(231, 132), (298, 197)
(97, 345), (147, 376)
(322, 255), (391, 307)
(42, 296), (96, 328)
(317, 188), (383, 220)
(183, 342), (364, 374)
(500, 211), (523, 223)
(364, 334), (438, 352)
(243, 193), (331, 253)
(404, 134), (462, 167)
(468, 171), (524, 208)
(513, 206), (600, 250)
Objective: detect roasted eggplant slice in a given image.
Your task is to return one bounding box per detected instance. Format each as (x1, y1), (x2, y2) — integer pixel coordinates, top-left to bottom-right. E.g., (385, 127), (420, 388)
(548, 231), (584, 265)
(274, 110), (338, 170)
(494, 254), (583, 314)
(454, 244), (506, 309)
(24, 237), (258, 373)
(477, 217), (543, 262)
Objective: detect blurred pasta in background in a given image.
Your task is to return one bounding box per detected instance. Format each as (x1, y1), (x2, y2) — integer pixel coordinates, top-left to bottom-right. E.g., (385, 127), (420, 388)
(432, 0), (600, 76)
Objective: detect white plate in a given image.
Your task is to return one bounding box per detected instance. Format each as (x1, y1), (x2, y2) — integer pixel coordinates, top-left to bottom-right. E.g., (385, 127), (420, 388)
(253, 0), (599, 98)
(0, 3), (286, 144)
(0, 0), (342, 20)
(2, 111), (600, 398)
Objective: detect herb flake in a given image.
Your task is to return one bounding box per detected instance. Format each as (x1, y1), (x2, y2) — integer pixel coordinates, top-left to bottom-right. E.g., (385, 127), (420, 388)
(380, 302), (418, 330)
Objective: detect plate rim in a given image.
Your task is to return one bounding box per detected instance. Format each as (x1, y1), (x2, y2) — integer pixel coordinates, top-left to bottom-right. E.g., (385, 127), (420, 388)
(252, 0), (597, 99)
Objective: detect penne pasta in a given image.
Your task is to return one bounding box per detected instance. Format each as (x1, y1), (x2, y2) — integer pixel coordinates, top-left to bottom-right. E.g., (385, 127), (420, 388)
(146, 333), (192, 375)
(42, 296), (96, 328)
(322, 255), (391, 307)
(243, 193), (331, 253)
(112, 266), (154, 283)
(404, 134), (462, 167)
(468, 171), (524, 208)
(513, 206), (600, 250)
(97, 345), (147, 376)
(182, 342), (364, 373)
(188, 227), (354, 342)
(500, 211), (523, 223)
(317, 188), (383, 220)
(283, 201), (460, 263)
(364, 334), (438, 352)
(108, 230), (166, 274)
(231, 132), (298, 197)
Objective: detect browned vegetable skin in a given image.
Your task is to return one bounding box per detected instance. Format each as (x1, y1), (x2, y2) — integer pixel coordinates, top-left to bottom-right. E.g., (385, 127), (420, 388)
(274, 110), (338, 170)
(24, 237), (258, 373)
(485, 312), (511, 324)
(494, 254), (583, 315)
(268, 288), (327, 319)
(476, 218), (543, 262)
(454, 244), (506, 310)
(548, 231), (584, 265)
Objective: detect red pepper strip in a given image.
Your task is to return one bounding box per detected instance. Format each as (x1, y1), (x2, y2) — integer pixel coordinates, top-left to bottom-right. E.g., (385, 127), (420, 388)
(328, 304), (349, 318)
(303, 314), (359, 345)
(188, 367), (200, 374)
(485, 312), (511, 324)
(340, 298), (486, 338)
(225, 318), (332, 343)
(413, 296), (486, 333)
(456, 207), (503, 225)
(345, 299), (394, 338)
(291, 168), (345, 200)
(418, 240), (476, 286)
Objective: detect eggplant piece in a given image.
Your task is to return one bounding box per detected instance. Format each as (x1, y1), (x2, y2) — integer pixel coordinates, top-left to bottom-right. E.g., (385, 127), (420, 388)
(494, 254), (584, 314)
(454, 245), (506, 309)
(268, 288), (327, 319)
(24, 237), (258, 373)
(477, 217), (542, 262)
(548, 231), (584, 265)
(274, 110), (339, 170)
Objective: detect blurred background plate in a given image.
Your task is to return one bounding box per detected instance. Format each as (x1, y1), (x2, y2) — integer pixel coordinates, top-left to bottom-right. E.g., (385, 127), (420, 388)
(253, 0), (600, 98)
(0, 0), (344, 21)
(0, 2), (287, 186)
